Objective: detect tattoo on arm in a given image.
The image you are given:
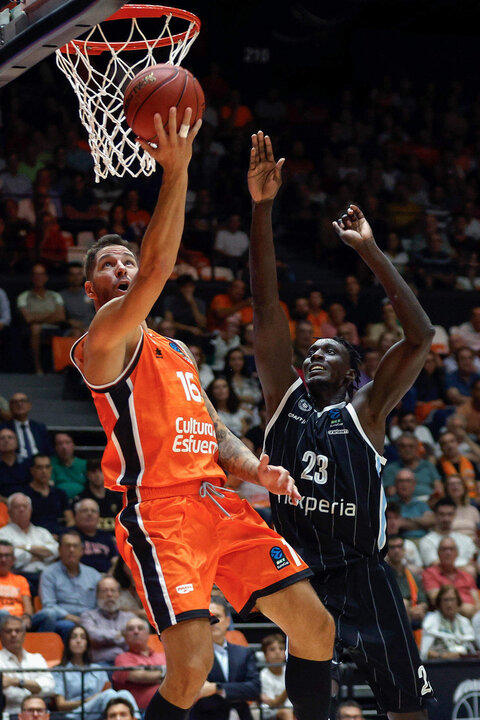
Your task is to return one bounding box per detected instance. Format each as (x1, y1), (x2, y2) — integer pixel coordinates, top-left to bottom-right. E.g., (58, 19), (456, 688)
(202, 391), (261, 485)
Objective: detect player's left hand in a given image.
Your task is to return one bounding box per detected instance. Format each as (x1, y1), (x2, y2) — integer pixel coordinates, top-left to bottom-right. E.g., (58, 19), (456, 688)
(332, 204), (375, 250)
(257, 454), (301, 504)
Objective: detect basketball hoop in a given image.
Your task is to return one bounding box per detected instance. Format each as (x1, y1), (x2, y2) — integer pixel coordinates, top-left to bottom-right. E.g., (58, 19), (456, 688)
(55, 4), (201, 182)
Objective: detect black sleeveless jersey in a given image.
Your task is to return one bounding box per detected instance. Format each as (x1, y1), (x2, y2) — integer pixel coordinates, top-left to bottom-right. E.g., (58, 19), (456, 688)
(263, 377), (387, 572)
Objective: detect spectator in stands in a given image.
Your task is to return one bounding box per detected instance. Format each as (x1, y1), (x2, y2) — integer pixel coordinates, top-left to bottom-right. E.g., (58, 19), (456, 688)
(357, 349), (381, 389)
(382, 433), (442, 499)
(189, 597), (260, 720)
(206, 377), (250, 438)
(390, 411), (436, 458)
(365, 301), (403, 347)
(385, 503), (423, 574)
(103, 697), (138, 720)
(54, 624), (139, 719)
(0, 427), (30, 498)
(207, 279), (252, 332)
(39, 530), (101, 639)
(458, 378), (480, 441)
(388, 470), (434, 540)
(123, 189), (151, 241)
(223, 348), (262, 424)
(320, 303), (359, 345)
(437, 432), (478, 498)
(60, 262), (95, 337)
(19, 696), (50, 720)
(188, 345), (215, 390)
(0, 286), (12, 372)
(259, 633), (293, 720)
(446, 413), (480, 465)
(0, 615), (55, 714)
(385, 535), (428, 638)
(0, 152), (32, 199)
(419, 499), (477, 577)
(0, 492), (58, 596)
(412, 233), (456, 290)
(444, 333), (480, 374)
(445, 347), (480, 406)
(113, 617), (166, 711)
(336, 700), (365, 720)
(80, 577), (136, 665)
(16, 263), (66, 374)
(213, 213), (249, 275)
(74, 459), (120, 534)
(162, 274), (207, 344)
(443, 474), (480, 540)
(25, 455), (73, 535)
(341, 275), (371, 336)
(306, 289), (327, 338)
(106, 204), (136, 244)
(51, 433), (87, 500)
(26, 211), (73, 273)
(452, 307), (480, 354)
(0, 540), (33, 627)
(6, 392), (53, 461)
(110, 558), (147, 620)
(292, 319), (314, 375)
(62, 172), (103, 235)
(210, 315), (242, 372)
(72, 498), (117, 574)
(420, 585), (477, 659)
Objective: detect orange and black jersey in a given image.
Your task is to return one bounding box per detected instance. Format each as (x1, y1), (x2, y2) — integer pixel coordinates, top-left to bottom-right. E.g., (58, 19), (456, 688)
(72, 329), (226, 494)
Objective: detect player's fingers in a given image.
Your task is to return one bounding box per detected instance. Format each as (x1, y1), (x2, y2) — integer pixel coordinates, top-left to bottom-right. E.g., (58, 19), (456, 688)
(349, 203), (363, 218)
(251, 133), (259, 151)
(154, 112), (168, 143)
(189, 118), (202, 140)
(276, 158), (286, 172)
(259, 454), (269, 471)
(257, 130), (266, 162)
(332, 220), (342, 235)
(249, 147), (257, 170)
(179, 107), (193, 139)
(264, 135), (275, 162)
(167, 107), (178, 141)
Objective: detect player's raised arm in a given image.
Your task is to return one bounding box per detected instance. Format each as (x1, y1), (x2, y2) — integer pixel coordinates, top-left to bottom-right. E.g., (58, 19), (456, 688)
(248, 132), (298, 414)
(85, 108), (201, 353)
(334, 205), (435, 429)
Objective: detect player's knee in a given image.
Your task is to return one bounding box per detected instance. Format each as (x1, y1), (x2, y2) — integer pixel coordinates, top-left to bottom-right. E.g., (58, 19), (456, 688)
(165, 649), (213, 700)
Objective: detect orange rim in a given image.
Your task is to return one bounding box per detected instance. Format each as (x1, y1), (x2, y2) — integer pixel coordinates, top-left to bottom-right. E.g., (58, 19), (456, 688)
(59, 4), (201, 55)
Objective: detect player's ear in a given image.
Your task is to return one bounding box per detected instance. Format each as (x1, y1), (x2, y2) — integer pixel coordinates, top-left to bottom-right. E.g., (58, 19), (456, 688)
(345, 368), (356, 384)
(84, 280), (95, 300)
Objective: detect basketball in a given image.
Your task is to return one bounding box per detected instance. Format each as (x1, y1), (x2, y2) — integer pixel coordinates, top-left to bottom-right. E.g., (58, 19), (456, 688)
(123, 63), (205, 141)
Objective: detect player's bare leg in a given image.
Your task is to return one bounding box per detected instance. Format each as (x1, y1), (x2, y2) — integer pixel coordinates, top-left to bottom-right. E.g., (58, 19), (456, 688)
(257, 580), (334, 720)
(145, 618), (213, 719)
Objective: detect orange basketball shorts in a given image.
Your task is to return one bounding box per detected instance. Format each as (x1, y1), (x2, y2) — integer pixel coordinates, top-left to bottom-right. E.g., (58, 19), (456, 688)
(115, 485), (312, 634)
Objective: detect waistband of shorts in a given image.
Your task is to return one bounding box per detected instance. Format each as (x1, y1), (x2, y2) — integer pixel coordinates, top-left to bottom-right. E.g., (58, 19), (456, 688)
(127, 479), (226, 500)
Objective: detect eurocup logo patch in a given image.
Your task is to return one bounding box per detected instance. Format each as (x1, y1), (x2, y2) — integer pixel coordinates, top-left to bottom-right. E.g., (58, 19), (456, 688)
(328, 408), (341, 419)
(298, 399), (312, 412)
(169, 341), (185, 355)
(270, 546), (290, 570)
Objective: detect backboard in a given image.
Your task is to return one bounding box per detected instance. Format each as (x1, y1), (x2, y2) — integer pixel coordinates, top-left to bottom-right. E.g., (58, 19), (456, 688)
(0, 0), (125, 87)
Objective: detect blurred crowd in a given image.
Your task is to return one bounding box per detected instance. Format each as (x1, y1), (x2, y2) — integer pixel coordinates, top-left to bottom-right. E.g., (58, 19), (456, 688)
(0, 60), (479, 711)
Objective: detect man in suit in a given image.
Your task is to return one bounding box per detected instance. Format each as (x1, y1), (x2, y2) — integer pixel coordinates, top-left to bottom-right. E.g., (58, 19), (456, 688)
(5, 393), (53, 461)
(190, 597), (260, 720)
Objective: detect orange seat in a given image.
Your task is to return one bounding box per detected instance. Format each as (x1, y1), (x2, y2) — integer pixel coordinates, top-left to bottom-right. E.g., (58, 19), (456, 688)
(24, 632), (64, 667)
(147, 634), (165, 654)
(0, 502), (8, 529)
(225, 629), (248, 647)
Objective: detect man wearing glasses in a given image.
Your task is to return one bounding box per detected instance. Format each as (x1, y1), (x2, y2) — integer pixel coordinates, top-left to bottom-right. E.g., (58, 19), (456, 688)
(19, 696), (50, 720)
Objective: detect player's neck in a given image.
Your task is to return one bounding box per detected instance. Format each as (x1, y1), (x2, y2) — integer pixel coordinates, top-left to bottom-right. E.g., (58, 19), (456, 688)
(308, 386), (346, 411)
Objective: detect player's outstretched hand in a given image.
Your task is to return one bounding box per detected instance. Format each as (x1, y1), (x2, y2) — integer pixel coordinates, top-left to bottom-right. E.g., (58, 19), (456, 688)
(136, 107), (202, 171)
(257, 454), (301, 504)
(248, 131), (285, 204)
(332, 204), (375, 251)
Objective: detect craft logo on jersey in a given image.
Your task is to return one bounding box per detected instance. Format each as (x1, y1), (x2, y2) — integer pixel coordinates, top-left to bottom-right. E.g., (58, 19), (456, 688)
(269, 546), (290, 570)
(155, 347), (163, 358)
(298, 399), (312, 412)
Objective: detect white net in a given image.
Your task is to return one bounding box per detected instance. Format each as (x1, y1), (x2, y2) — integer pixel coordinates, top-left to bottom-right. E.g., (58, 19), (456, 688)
(55, 7), (199, 182)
